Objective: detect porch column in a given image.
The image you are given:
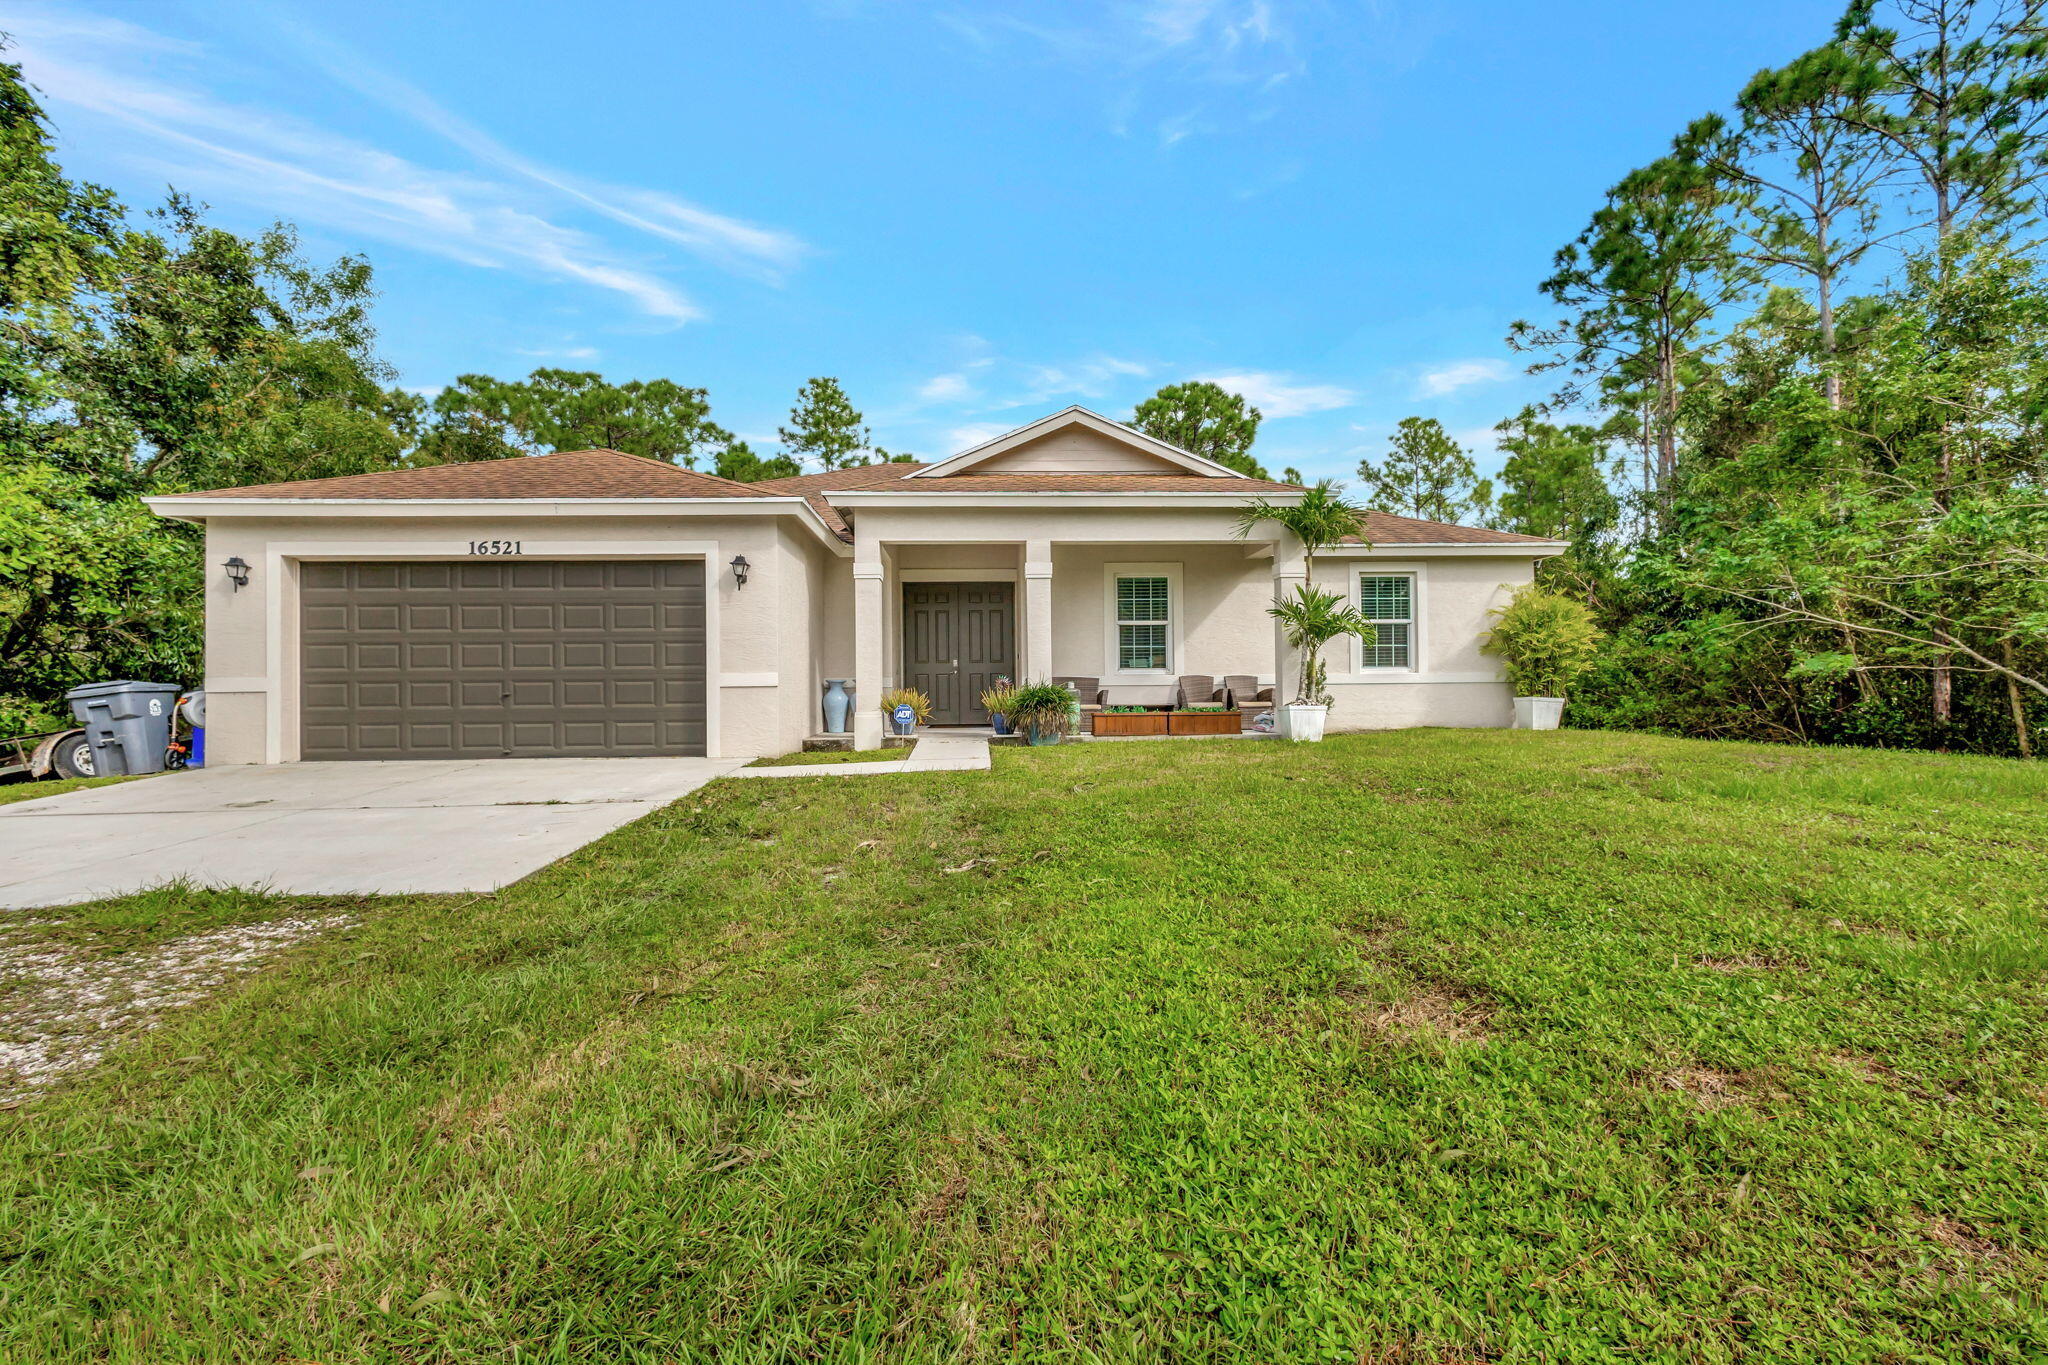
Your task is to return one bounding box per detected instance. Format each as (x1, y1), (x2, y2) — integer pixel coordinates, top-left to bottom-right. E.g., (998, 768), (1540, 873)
(1271, 544), (1307, 703)
(852, 547), (886, 750)
(1022, 538), (1053, 681)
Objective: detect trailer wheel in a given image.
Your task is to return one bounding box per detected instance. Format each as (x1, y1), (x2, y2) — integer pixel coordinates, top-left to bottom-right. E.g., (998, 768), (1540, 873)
(49, 731), (94, 779)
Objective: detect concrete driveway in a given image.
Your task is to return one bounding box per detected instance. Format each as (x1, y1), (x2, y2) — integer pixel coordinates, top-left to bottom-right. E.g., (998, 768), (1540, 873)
(0, 757), (744, 910)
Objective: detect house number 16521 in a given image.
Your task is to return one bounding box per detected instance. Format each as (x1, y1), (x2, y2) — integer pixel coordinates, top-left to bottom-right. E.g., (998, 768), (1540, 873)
(469, 539), (523, 555)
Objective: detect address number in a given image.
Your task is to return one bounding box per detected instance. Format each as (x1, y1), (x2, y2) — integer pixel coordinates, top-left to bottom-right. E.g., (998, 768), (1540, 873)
(469, 539), (523, 556)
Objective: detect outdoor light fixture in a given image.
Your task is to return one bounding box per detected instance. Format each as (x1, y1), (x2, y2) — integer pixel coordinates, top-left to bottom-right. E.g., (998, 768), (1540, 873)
(730, 554), (750, 589)
(223, 556), (251, 592)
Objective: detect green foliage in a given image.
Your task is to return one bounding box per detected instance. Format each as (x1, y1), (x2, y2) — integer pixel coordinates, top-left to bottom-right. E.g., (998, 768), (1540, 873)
(1232, 482), (1368, 574)
(1267, 584), (1374, 706)
(1492, 406), (1622, 541)
(1129, 380), (1266, 476)
(978, 684), (1019, 718)
(779, 376), (877, 471)
(1483, 582), (1605, 698)
(420, 369), (733, 468)
(877, 686), (932, 724)
(1357, 416), (1490, 524)
(712, 440), (801, 483)
(1001, 681), (1077, 735)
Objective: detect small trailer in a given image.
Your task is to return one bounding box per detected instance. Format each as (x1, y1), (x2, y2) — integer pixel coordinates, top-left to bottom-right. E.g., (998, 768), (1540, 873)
(1, 727), (97, 782)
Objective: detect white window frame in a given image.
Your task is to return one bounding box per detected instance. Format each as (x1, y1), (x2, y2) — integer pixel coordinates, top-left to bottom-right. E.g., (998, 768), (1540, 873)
(1103, 562), (1182, 677)
(1354, 569), (1421, 673)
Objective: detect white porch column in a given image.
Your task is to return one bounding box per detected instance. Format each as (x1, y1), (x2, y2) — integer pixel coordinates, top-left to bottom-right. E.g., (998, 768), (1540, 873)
(1271, 543), (1307, 703)
(852, 546), (886, 750)
(1023, 538), (1053, 682)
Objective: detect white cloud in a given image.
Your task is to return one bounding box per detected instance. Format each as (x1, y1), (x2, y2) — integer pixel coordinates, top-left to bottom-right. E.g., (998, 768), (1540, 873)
(513, 345), (601, 360)
(4, 10), (809, 323)
(917, 372), (975, 403)
(947, 423), (1013, 450)
(1022, 354), (1151, 401)
(1418, 358), (1513, 397)
(1196, 371), (1355, 418)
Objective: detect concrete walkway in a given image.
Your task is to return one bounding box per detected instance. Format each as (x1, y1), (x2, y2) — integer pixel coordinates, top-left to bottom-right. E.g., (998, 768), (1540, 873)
(0, 757), (743, 910)
(728, 731), (991, 779)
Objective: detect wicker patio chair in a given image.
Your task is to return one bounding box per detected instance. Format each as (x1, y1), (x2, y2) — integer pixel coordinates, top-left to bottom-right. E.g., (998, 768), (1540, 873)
(1222, 674), (1275, 711)
(1175, 675), (1225, 708)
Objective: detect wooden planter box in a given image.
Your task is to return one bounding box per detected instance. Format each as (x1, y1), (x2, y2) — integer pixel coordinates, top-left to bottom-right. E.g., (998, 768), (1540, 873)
(1169, 709), (1242, 736)
(1091, 711), (1169, 737)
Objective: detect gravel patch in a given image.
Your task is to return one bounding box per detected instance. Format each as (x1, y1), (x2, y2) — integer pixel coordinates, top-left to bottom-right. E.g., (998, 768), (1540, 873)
(0, 914), (348, 1104)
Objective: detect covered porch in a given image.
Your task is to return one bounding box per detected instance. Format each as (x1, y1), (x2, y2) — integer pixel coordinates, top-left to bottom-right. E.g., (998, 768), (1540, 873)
(848, 524), (1304, 749)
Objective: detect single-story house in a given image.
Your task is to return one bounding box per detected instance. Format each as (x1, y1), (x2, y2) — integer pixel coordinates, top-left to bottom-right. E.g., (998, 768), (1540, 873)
(145, 406), (1566, 762)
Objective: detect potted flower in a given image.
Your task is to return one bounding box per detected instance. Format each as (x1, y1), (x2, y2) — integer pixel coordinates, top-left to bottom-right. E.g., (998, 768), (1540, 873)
(1003, 681), (1078, 746)
(878, 686), (932, 738)
(1481, 583), (1603, 730)
(980, 682), (1018, 735)
(1267, 585), (1374, 742)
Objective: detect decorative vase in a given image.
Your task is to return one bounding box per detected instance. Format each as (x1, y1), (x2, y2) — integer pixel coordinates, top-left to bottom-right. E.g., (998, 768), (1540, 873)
(821, 679), (851, 734)
(1027, 722), (1062, 746)
(1278, 702), (1328, 742)
(990, 713), (1011, 735)
(1512, 697), (1565, 731)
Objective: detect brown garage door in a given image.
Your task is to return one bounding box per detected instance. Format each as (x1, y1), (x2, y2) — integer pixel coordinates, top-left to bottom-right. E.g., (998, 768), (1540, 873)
(300, 560), (706, 760)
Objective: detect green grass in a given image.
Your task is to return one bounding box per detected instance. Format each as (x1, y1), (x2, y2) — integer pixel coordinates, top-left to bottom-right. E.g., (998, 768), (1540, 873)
(0, 773), (146, 807)
(743, 745), (906, 767)
(3, 729), (2046, 1362)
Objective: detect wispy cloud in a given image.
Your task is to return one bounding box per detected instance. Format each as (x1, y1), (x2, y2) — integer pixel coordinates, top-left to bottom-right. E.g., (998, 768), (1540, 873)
(917, 372), (975, 403)
(1417, 358), (1513, 396)
(513, 345), (601, 361)
(1020, 354), (1152, 401)
(1196, 371), (1355, 418)
(5, 10), (807, 323)
(947, 422), (1014, 450)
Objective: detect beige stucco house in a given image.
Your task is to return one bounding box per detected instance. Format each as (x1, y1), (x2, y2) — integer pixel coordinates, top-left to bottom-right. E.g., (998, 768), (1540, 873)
(146, 406), (1566, 763)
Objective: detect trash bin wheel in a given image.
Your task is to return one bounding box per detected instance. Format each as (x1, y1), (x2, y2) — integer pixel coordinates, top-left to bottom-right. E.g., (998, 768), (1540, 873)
(49, 730), (94, 779)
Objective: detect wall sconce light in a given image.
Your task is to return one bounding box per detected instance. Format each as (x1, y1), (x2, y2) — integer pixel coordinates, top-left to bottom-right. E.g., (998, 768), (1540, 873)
(730, 554), (750, 589)
(223, 556), (251, 592)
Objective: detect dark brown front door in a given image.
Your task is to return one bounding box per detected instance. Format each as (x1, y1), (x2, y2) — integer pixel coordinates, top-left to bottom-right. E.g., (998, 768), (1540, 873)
(300, 560), (706, 760)
(902, 582), (1014, 725)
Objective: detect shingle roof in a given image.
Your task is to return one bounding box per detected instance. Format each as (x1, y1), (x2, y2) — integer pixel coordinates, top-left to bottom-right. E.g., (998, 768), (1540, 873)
(1348, 511), (1557, 546)
(157, 448), (766, 501)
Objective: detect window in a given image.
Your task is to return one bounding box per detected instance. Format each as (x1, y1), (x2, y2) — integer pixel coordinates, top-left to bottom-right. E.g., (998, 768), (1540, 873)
(1115, 574), (1171, 671)
(1358, 574), (1414, 669)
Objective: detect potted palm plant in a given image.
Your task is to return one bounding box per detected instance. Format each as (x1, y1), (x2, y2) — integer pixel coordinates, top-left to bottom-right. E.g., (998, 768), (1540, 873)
(1003, 681), (1077, 746)
(878, 686), (931, 738)
(1267, 586), (1374, 741)
(1234, 481), (1372, 742)
(1481, 583), (1603, 730)
(980, 682), (1018, 735)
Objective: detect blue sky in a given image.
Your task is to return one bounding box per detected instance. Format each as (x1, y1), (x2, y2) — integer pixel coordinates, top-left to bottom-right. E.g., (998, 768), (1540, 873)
(7, 0), (1842, 481)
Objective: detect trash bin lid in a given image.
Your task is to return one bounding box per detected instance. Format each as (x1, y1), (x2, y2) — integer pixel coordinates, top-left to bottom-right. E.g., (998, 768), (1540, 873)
(63, 679), (184, 699)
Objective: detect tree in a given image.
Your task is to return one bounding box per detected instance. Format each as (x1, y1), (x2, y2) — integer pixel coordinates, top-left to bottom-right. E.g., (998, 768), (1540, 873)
(1357, 417), (1490, 523)
(1129, 381), (1267, 475)
(1268, 586), (1374, 707)
(713, 440), (801, 483)
(1835, 0), (2048, 252)
(1492, 407), (1622, 543)
(779, 377), (875, 471)
(1232, 481), (1369, 579)
(1690, 44), (1901, 408)
(421, 369), (732, 468)
(1513, 152), (1752, 510)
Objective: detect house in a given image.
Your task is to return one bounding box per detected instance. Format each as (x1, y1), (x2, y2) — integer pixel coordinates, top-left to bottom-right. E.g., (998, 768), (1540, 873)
(144, 406), (1567, 762)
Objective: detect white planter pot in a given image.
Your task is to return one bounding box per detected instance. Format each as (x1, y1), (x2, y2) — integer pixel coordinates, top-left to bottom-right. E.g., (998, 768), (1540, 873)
(1278, 702), (1328, 742)
(1513, 697), (1565, 731)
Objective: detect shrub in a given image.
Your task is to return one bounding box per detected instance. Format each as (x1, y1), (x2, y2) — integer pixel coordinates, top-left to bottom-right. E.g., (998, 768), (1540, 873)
(1483, 583), (1604, 698)
(979, 684), (1019, 719)
(878, 686), (931, 724)
(1003, 681), (1077, 737)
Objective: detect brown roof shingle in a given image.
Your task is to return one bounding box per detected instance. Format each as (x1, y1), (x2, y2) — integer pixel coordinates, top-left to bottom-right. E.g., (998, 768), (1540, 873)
(159, 448), (767, 501)
(1348, 511), (1557, 546)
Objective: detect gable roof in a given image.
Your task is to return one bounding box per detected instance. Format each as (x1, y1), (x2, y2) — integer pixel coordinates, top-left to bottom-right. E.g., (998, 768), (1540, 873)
(154, 448), (766, 501)
(909, 405), (1248, 479)
(1346, 511), (1556, 547)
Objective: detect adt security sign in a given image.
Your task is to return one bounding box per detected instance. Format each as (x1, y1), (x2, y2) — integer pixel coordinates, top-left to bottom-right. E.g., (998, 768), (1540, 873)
(892, 704), (915, 731)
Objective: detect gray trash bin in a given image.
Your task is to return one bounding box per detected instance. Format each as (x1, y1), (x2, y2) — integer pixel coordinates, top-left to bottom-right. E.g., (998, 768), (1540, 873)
(64, 680), (183, 776)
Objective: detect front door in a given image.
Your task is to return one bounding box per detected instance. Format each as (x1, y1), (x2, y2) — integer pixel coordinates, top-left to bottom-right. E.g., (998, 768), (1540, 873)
(902, 582), (1014, 725)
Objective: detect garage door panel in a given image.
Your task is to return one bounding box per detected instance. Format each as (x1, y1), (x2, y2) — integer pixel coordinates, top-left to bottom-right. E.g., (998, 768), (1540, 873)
(301, 558), (705, 760)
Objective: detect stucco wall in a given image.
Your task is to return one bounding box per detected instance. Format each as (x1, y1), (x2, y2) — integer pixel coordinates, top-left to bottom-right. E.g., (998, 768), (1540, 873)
(195, 512), (837, 765)
(1049, 543), (1277, 684)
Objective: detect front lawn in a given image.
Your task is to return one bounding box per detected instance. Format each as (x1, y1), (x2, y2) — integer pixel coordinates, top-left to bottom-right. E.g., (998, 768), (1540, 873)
(3, 730), (2044, 1362)
(0, 773), (146, 808)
